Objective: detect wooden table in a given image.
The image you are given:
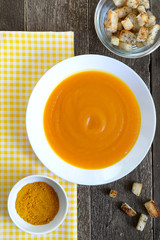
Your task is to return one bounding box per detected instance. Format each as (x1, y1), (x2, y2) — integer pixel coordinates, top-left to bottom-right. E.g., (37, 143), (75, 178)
(1, 0), (160, 239)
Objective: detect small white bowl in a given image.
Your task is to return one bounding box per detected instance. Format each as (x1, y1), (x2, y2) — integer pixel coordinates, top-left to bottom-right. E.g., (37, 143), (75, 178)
(7, 175), (68, 234)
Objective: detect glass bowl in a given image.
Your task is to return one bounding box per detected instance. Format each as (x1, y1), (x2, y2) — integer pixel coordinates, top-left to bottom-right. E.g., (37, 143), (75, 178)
(94, 0), (160, 58)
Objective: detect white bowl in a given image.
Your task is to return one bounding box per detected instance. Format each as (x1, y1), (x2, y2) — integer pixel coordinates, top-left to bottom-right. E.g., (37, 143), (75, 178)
(7, 175), (68, 234)
(26, 54), (156, 185)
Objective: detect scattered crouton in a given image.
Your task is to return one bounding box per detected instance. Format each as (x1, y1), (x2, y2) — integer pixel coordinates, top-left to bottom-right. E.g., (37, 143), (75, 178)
(136, 41), (144, 47)
(127, 13), (140, 31)
(145, 11), (156, 28)
(137, 12), (149, 27)
(113, 0), (126, 7)
(109, 189), (118, 198)
(106, 10), (118, 33)
(125, 0), (138, 9)
(137, 5), (146, 13)
(144, 24), (160, 46)
(136, 214), (148, 231)
(138, 0), (150, 9)
(137, 27), (148, 42)
(121, 18), (134, 30)
(132, 182), (143, 196)
(119, 30), (136, 44)
(144, 200), (160, 218)
(119, 41), (133, 50)
(121, 203), (137, 216)
(114, 6), (132, 18)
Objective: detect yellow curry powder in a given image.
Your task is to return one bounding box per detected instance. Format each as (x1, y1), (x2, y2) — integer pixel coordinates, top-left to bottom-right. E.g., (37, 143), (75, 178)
(15, 182), (59, 225)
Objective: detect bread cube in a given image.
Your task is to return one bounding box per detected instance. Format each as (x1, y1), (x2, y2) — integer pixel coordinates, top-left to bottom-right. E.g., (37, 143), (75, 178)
(114, 30), (121, 38)
(114, 6), (132, 18)
(132, 182), (143, 196)
(125, 0), (138, 8)
(109, 189), (118, 198)
(127, 13), (140, 31)
(113, 0), (126, 7)
(132, 8), (139, 15)
(144, 200), (160, 218)
(144, 24), (160, 46)
(136, 214), (148, 231)
(119, 41), (132, 50)
(136, 12), (149, 27)
(137, 26), (148, 42)
(119, 30), (136, 44)
(136, 41), (144, 47)
(121, 203), (137, 216)
(145, 11), (156, 28)
(138, 0), (150, 9)
(137, 5), (146, 13)
(121, 18), (134, 30)
(106, 10), (118, 33)
(117, 22), (123, 30)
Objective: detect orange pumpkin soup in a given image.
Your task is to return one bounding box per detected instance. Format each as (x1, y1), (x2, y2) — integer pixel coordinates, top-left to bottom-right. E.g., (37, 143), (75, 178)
(43, 71), (141, 169)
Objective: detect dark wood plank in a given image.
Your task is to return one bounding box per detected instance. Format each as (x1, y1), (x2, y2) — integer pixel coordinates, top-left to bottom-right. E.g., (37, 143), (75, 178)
(151, 1), (160, 238)
(152, 48), (160, 240)
(89, 1), (153, 240)
(0, 0), (24, 30)
(25, 1), (91, 239)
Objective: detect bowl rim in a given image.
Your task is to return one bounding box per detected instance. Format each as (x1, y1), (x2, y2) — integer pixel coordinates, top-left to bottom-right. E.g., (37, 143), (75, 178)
(7, 175), (68, 234)
(94, 0), (160, 58)
(26, 54), (156, 185)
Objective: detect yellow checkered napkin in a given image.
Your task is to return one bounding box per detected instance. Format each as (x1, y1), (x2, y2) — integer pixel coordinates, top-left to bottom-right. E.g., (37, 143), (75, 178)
(0, 31), (77, 239)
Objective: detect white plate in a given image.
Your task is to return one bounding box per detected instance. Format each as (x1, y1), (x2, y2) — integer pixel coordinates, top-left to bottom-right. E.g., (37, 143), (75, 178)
(26, 55), (156, 185)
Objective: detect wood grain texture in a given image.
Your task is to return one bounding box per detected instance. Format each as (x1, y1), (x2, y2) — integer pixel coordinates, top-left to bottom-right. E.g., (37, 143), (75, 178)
(0, 0), (24, 30)
(150, 1), (160, 239)
(25, 1), (91, 239)
(152, 47), (160, 240)
(89, 1), (153, 239)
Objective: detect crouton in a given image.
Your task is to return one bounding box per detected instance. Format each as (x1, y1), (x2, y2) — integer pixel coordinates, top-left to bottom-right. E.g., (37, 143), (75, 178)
(121, 18), (134, 30)
(132, 182), (143, 196)
(114, 30), (121, 38)
(137, 5), (146, 13)
(137, 27), (148, 42)
(132, 8), (139, 16)
(109, 189), (118, 197)
(136, 41), (144, 47)
(106, 10), (118, 33)
(117, 21), (123, 30)
(138, 0), (150, 9)
(125, 0), (138, 9)
(136, 214), (148, 231)
(121, 203), (137, 216)
(137, 12), (149, 27)
(119, 41), (133, 50)
(144, 200), (160, 218)
(106, 31), (113, 38)
(145, 11), (156, 28)
(113, 0), (126, 7)
(119, 30), (136, 44)
(144, 24), (160, 46)
(114, 6), (132, 18)
(127, 13), (140, 31)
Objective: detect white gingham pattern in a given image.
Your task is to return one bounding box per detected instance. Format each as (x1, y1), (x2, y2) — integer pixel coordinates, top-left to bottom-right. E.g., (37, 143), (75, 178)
(0, 31), (77, 240)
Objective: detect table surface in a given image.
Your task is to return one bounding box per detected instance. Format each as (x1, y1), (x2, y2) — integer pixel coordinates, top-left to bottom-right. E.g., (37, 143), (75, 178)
(1, 0), (160, 239)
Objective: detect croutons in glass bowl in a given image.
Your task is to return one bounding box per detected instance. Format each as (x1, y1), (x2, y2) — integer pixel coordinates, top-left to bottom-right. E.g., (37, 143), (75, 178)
(94, 0), (160, 58)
